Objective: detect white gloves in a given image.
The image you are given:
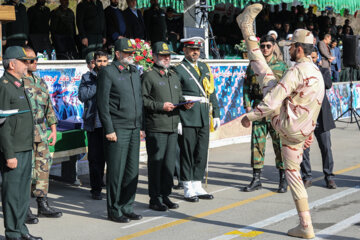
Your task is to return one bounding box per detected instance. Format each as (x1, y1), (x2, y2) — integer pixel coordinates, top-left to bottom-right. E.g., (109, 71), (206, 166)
(213, 118), (221, 130)
(177, 122), (182, 135)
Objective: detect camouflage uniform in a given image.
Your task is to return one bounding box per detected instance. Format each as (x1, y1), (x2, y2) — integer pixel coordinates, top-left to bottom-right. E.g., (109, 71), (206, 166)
(24, 74), (58, 197)
(243, 55), (287, 169)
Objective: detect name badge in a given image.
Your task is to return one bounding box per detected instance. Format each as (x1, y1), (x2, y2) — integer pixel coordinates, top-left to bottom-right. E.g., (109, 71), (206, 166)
(159, 81), (165, 86)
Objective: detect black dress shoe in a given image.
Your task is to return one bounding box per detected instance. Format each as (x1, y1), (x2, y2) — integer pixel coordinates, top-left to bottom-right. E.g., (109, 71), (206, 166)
(303, 180), (312, 189)
(173, 182), (184, 190)
(91, 193), (102, 200)
(108, 215), (130, 223)
(149, 203), (168, 211)
(184, 196), (199, 202)
(124, 212), (143, 220)
(197, 194), (214, 200)
(326, 180), (337, 189)
(21, 233), (43, 240)
(26, 208), (39, 224)
(163, 197), (179, 209)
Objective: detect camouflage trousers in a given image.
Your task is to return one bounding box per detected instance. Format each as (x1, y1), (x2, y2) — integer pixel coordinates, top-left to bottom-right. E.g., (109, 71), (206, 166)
(32, 141), (53, 197)
(251, 119), (284, 169)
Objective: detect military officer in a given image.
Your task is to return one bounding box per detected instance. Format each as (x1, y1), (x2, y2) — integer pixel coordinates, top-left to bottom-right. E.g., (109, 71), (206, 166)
(142, 42), (193, 211)
(0, 46), (42, 240)
(243, 34), (288, 193)
(97, 38), (143, 223)
(175, 37), (220, 202)
(22, 46), (62, 225)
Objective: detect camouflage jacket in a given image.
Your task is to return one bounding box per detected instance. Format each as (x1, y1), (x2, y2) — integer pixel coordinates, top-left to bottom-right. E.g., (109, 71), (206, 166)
(243, 55), (288, 109)
(24, 74), (58, 143)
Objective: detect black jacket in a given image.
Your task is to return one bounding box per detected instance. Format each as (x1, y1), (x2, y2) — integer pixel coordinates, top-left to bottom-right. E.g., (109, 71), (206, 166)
(27, 3), (50, 34)
(104, 6), (126, 45)
(318, 67), (336, 133)
(143, 6), (167, 43)
(78, 71), (99, 132)
(1, 1), (29, 40)
(123, 8), (146, 40)
(76, 0), (106, 39)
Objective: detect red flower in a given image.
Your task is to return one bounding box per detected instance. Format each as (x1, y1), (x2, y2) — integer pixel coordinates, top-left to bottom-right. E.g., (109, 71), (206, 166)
(132, 44), (136, 49)
(146, 58), (152, 63)
(135, 38), (141, 43)
(143, 50), (147, 56)
(135, 56), (144, 62)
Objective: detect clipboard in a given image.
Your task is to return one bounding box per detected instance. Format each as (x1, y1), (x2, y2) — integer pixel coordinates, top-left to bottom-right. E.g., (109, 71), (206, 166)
(173, 100), (200, 107)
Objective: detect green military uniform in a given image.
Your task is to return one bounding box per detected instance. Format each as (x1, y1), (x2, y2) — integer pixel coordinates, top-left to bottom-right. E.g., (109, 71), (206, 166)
(0, 47), (35, 238)
(243, 55), (287, 169)
(23, 73), (58, 197)
(175, 59), (220, 182)
(97, 39), (142, 219)
(142, 42), (184, 206)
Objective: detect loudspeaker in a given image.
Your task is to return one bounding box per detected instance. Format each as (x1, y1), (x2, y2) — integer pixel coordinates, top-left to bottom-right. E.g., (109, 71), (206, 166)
(342, 35), (360, 68)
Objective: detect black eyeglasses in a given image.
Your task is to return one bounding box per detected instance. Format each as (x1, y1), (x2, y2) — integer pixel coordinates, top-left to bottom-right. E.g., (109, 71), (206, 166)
(27, 58), (38, 64)
(260, 44), (273, 49)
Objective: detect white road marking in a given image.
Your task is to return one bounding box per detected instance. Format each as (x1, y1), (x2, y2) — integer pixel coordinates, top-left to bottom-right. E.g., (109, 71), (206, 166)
(210, 186), (360, 240)
(314, 212), (360, 240)
(123, 186), (234, 229)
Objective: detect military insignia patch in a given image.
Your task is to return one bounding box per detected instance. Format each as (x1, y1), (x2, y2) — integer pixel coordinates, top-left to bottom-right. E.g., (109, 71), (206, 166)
(159, 70), (165, 75)
(3, 80), (8, 84)
(119, 65), (124, 71)
(14, 81), (21, 88)
(162, 43), (169, 50)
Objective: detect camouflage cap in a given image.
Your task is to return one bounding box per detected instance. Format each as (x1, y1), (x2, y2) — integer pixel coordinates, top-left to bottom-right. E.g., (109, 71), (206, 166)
(279, 29), (314, 47)
(152, 42), (175, 55)
(85, 51), (95, 64)
(114, 38), (135, 53)
(3, 46), (36, 60)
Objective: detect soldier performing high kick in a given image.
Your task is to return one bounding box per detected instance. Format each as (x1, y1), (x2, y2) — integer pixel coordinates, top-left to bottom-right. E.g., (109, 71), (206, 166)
(175, 37), (220, 202)
(238, 4), (324, 239)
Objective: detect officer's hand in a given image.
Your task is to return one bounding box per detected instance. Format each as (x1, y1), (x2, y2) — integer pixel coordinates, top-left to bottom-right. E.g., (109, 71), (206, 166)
(184, 102), (194, 109)
(2, 40), (6, 46)
(163, 102), (175, 112)
(140, 131), (146, 139)
(246, 107), (252, 113)
(106, 132), (117, 142)
(82, 38), (89, 47)
(304, 134), (313, 149)
(241, 115), (251, 128)
(48, 125), (57, 146)
(6, 158), (17, 169)
(103, 38), (107, 45)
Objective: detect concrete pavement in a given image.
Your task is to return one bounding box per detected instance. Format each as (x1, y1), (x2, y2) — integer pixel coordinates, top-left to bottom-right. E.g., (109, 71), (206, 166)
(0, 121), (359, 240)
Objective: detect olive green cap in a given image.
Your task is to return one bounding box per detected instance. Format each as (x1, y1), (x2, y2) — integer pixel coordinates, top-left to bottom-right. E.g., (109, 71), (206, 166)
(152, 42), (175, 55)
(3, 46), (36, 60)
(114, 38), (135, 53)
(85, 51), (95, 64)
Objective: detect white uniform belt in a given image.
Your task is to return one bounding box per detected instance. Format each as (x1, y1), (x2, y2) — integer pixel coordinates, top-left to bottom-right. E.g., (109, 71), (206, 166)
(183, 96), (209, 104)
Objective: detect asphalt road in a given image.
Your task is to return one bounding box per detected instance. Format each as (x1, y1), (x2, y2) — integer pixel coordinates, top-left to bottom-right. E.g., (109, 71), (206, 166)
(0, 121), (359, 240)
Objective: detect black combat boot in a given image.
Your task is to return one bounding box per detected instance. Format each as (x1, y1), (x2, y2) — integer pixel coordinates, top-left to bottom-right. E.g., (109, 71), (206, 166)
(277, 169), (288, 193)
(37, 197), (63, 218)
(25, 207), (39, 224)
(243, 169), (262, 192)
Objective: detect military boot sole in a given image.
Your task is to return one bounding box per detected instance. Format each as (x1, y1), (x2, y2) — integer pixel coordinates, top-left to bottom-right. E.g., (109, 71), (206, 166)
(243, 184), (262, 192)
(236, 3), (263, 37)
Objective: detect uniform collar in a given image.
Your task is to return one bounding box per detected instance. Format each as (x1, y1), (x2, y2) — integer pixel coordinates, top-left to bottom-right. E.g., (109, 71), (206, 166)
(4, 71), (23, 88)
(267, 55), (277, 65)
(153, 64), (169, 77)
(297, 56), (311, 63)
(184, 57), (198, 68)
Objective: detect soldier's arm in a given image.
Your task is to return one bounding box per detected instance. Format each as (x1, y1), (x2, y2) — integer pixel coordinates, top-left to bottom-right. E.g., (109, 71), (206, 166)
(243, 65), (252, 109)
(39, 78), (58, 127)
(247, 66), (301, 121)
(78, 73), (97, 103)
(96, 69), (114, 134)
(0, 86), (15, 159)
(141, 72), (164, 112)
